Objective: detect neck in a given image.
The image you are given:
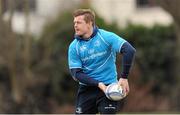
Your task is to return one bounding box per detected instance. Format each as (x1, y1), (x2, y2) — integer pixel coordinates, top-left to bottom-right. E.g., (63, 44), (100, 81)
(83, 26), (93, 39)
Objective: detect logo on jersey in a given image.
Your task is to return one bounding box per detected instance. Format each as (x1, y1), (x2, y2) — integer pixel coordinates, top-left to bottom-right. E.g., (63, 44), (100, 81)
(88, 49), (95, 54)
(80, 45), (87, 52)
(82, 51), (107, 61)
(94, 40), (100, 47)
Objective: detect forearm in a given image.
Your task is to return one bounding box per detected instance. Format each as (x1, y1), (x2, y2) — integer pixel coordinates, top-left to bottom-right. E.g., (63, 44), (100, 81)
(70, 68), (99, 86)
(120, 42), (136, 79)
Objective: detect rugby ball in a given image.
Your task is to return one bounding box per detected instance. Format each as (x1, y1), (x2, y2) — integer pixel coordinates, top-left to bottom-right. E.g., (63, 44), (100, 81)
(105, 82), (126, 101)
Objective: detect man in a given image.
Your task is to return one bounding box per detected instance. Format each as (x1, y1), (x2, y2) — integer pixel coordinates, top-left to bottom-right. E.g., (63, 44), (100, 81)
(68, 9), (136, 114)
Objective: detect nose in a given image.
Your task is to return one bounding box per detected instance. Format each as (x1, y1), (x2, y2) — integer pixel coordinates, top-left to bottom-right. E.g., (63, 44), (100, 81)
(74, 23), (77, 28)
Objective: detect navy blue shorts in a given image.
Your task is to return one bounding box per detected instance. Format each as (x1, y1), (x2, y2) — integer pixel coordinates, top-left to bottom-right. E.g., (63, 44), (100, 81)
(75, 84), (120, 114)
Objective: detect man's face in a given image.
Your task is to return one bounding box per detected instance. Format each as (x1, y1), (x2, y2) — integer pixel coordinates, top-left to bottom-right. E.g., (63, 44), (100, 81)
(73, 15), (91, 36)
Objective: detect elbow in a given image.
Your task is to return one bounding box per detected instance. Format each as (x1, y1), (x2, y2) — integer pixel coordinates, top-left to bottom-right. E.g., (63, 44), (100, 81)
(129, 45), (136, 57)
(131, 47), (136, 56)
(70, 68), (81, 82)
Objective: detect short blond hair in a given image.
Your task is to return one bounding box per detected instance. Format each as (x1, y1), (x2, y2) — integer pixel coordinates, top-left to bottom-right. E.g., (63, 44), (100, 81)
(73, 9), (95, 25)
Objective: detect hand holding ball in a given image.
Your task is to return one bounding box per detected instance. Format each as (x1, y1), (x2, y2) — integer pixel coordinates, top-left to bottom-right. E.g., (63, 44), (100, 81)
(105, 83), (126, 101)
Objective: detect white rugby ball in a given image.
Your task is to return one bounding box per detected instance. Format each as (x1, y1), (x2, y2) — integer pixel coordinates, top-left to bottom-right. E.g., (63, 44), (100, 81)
(105, 83), (126, 101)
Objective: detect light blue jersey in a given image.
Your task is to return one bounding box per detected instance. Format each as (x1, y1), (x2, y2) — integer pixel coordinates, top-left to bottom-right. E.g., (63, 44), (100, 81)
(68, 29), (126, 84)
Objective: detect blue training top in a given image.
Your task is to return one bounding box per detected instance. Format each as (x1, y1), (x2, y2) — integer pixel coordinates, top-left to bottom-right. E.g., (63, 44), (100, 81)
(68, 28), (126, 84)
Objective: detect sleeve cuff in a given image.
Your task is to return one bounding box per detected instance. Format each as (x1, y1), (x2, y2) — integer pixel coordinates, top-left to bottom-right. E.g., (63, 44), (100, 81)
(120, 73), (128, 79)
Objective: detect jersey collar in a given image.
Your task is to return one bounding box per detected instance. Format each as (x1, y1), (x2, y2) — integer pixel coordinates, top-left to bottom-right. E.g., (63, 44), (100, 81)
(74, 26), (98, 41)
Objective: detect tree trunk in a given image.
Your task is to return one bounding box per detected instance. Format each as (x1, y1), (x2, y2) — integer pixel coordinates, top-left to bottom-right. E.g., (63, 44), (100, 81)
(23, 0), (32, 79)
(0, 0), (2, 17)
(6, 0), (23, 104)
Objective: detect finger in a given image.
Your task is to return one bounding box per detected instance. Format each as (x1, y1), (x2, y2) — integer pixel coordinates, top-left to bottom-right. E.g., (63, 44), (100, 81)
(125, 87), (129, 95)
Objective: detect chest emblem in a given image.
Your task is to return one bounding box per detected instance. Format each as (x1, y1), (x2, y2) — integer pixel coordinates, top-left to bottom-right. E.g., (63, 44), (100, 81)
(80, 45), (87, 52)
(94, 40), (101, 47)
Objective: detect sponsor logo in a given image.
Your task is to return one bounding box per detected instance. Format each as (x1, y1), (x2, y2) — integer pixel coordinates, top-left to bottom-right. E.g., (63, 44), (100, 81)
(82, 51), (107, 61)
(88, 49), (95, 54)
(104, 104), (116, 109)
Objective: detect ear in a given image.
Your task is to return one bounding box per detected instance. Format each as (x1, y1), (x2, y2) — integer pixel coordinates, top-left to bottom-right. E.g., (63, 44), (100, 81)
(87, 21), (93, 27)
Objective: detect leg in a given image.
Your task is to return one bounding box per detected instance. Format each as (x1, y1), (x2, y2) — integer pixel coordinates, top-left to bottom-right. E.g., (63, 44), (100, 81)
(75, 85), (98, 114)
(97, 90), (118, 114)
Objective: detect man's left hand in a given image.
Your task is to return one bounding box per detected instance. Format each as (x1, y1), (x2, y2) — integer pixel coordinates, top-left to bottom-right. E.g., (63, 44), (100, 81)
(118, 78), (130, 95)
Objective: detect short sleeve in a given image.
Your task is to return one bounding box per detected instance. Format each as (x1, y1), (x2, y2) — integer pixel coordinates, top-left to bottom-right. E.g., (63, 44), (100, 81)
(110, 33), (126, 53)
(102, 31), (126, 53)
(68, 44), (82, 69)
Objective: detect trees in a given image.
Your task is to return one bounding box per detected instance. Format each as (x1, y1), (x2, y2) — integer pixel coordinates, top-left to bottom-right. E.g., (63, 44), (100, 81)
(1, 0), (180, 113)
(156, 0), (180, 110)
(0, 0), (49, 113)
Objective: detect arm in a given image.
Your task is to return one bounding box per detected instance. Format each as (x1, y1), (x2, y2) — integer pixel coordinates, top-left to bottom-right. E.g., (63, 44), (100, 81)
(70, 68), (99, 86)
(99, 31), (135, 93)
(120, 42), (136, 79)
(118, 42), (136, 95)
(70, 68), (107, 91)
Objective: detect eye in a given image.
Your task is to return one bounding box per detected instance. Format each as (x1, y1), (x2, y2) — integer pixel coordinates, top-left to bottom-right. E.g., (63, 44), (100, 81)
(77, 22), (81, 24)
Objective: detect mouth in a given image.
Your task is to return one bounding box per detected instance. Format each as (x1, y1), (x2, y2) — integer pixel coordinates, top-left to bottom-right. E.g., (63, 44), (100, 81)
(75, 29), (80, 33)
(75, 28), (79, 31)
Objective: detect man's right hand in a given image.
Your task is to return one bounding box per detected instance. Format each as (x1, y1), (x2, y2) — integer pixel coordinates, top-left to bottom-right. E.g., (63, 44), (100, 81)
(98, 82), (107, 93)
